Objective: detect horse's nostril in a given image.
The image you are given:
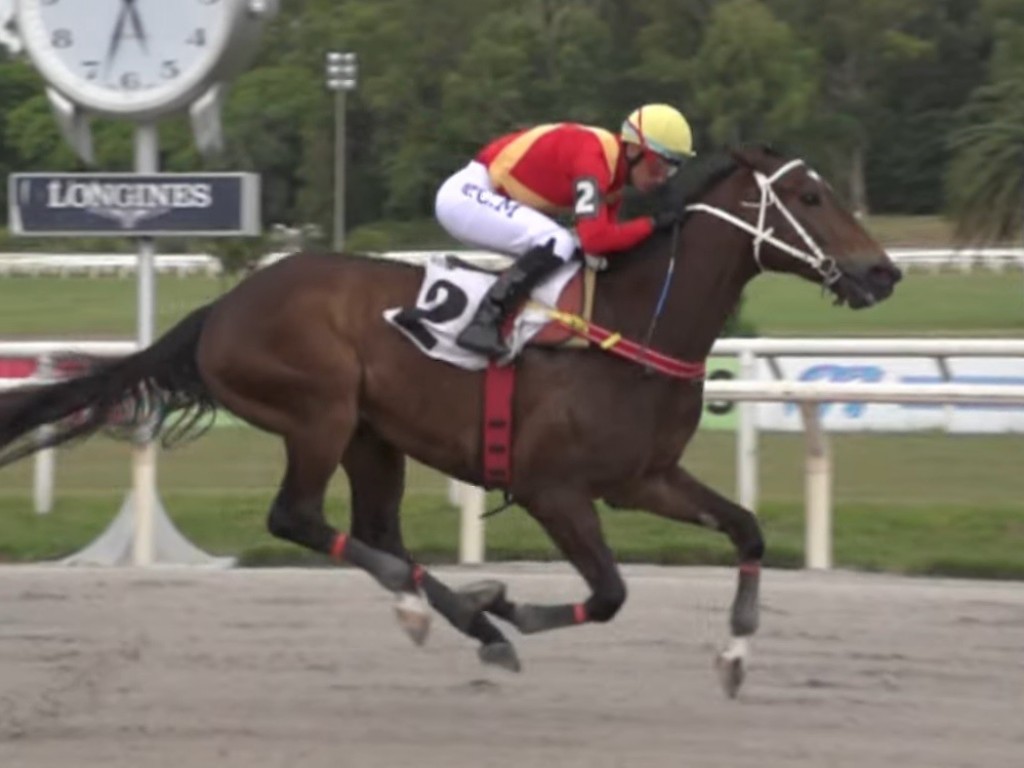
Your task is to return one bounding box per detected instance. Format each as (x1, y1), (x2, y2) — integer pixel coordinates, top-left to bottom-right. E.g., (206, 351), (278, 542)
(868, 264), (901, 288)
(880, 264), (903, 284)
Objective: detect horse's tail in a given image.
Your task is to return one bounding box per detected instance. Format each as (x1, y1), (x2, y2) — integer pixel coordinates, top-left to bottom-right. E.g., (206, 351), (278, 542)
(0, 304), (218, 469)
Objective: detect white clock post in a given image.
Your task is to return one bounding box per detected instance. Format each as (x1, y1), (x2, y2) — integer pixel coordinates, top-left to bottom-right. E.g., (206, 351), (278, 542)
(129, 121), (160, 566)
(9, 0), (278, 566)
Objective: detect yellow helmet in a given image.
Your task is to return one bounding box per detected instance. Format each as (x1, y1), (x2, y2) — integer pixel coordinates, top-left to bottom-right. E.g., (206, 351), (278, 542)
(621, 104), (695, 162)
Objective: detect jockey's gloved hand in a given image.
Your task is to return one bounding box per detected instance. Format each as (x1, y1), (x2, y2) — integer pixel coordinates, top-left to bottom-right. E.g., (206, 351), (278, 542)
(652, 210), (683, 232)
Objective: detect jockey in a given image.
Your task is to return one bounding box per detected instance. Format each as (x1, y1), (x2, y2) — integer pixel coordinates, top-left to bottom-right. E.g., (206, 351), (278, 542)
(434, 103), (695, 359)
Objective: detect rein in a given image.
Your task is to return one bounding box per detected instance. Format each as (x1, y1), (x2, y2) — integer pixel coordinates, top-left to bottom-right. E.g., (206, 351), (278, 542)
(541, 155), (834, 383)
(545, 308), (706, 381)
(638, 219), (680, 373)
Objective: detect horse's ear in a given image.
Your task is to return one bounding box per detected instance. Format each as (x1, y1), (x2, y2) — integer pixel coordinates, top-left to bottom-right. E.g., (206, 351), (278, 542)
(729, 143), (789, 171)
(728, 145), (760, 169)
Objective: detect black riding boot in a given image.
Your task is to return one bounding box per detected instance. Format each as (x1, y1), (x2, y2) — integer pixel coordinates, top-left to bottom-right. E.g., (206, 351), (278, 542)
(456, 243), (565, 359)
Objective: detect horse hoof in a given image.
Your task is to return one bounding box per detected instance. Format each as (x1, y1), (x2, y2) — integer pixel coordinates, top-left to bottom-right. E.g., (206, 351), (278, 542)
(716, 655), (745, 698)
(457, 579), (507, 613)
(394, 591), (431, 646)
(715, 637), (749, 699)
(478, 641), (521, 673)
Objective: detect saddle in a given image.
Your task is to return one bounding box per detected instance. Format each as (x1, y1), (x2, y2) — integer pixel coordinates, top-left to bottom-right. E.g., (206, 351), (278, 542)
(444, 255), (596, 348)
(384, 253), (598, 371)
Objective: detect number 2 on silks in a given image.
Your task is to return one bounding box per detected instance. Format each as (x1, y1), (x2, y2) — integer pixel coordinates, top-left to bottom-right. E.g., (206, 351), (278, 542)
(574, 178), (599, 218)
(390, 279), (469, 350)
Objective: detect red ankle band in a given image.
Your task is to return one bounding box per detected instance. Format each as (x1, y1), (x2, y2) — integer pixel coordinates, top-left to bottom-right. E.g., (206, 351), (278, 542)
(330, 534), (348, 561)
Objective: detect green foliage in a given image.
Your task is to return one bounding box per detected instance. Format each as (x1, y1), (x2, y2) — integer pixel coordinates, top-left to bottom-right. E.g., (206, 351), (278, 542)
(203, 236), (271, 277)
(866, 1), (991, 212)
(946, 77), (1024, 243)
(1, 428), (1022, 578)
(689, 0), (818, 146)
(0, 0), (1017, 237)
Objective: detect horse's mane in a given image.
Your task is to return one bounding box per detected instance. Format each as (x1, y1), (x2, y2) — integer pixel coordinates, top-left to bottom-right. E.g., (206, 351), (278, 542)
(644, 143), (789, 227)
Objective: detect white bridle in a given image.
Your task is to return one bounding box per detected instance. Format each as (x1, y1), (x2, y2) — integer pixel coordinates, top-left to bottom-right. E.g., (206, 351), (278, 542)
(685, 158), (843, 286)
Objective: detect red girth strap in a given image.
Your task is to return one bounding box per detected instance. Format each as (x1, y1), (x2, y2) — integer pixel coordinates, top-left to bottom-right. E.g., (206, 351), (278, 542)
(482, 361), (516, 487)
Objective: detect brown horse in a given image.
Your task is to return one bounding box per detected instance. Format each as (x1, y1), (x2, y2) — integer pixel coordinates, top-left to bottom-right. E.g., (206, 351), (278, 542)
(0, 145), (900, 696)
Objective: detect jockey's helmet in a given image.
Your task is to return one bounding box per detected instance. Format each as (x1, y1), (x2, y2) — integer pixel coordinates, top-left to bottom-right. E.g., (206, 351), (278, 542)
(620, 104), (695, 165)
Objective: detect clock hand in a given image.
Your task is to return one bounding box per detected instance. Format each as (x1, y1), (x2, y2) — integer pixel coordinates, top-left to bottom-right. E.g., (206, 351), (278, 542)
(124, 0), (150, 56)
(103, 2), (126, 75)
(104, 0), (149, 77)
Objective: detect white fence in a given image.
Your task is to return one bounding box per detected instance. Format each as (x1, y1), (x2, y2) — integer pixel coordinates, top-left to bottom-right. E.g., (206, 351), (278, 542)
(0, 253), (222, 277)
(712, 338), (1024, 513)
(6, 338), (1024, 571)
(454, 338), (1024, 570)
(0, 341), (137, 514)
(889, 247), (1024, 272)
(0, 246), (1022, 275)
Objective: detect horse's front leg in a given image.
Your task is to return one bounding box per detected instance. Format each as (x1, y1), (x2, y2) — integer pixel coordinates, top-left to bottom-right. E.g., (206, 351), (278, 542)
(604, 464), (764, 697)
(464, 489), (627, 636)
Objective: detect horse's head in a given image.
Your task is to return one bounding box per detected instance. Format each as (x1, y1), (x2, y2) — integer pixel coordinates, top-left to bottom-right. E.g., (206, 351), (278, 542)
(689, 145), (902, 308)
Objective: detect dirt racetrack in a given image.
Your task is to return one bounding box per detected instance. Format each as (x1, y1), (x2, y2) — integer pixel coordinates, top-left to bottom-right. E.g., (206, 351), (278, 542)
(0, 563), (1021, 768)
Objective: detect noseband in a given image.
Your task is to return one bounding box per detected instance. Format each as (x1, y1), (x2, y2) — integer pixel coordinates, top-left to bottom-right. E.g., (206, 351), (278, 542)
(685, 159), (842, 286)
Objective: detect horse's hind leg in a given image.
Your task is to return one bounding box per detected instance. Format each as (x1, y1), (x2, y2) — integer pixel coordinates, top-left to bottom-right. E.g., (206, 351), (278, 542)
(604, 464), (764, 697)
(265, 415), (435, 642)
(342, 423), (520, 671)
(471, 489), (628, 636)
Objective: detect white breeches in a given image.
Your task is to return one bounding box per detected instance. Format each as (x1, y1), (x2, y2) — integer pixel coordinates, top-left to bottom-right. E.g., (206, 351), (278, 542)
(434, 161), (578, 262)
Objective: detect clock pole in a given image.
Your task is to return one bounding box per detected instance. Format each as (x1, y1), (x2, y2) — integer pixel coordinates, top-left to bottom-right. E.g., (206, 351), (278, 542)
(132, 122), (159, 566)
(8, 0), (279, 567)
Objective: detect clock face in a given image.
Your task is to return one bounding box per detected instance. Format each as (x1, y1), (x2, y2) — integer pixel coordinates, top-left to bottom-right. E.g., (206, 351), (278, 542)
(17, 0), (236, 117)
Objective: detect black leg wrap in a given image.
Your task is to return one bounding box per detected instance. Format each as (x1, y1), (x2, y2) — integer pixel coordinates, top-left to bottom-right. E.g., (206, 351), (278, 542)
(420, 572), (505, 643)
(458, 579), (514, 620)
(460, 580), (586, 634)
(512, 603), (580, 634)
(342, 536), (414, 592)
(730, 566), (760, 637)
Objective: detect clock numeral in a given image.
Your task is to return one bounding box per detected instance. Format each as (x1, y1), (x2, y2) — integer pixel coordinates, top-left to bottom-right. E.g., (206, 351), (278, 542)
(81, 61), (100, 80)
(186, 29), (207, 47)
(161, 60), (181, 79)
(120, 71), (142, 90)
(51, 29), (73, 49)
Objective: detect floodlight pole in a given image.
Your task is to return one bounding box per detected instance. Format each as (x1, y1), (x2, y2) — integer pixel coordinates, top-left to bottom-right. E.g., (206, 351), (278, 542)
(325, 51), (358, 252)
(334, 89), (347, 252)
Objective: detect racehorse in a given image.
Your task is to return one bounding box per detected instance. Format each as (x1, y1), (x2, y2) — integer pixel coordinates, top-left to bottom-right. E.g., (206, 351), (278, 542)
(0, 145), (900, 697)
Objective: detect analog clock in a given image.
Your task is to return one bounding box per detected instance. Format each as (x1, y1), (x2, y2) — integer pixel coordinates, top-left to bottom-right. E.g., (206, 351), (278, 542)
(15, 0), (275, 120)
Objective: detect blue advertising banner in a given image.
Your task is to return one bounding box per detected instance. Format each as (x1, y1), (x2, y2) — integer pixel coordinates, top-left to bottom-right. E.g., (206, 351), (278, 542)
(8, 173), (261, 237)
(755, 356), (1024, 433)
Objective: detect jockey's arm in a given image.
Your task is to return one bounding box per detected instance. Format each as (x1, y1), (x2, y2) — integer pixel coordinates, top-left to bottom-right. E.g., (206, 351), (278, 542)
(575, 198), (655, 255)
(570, 149), (654, 255)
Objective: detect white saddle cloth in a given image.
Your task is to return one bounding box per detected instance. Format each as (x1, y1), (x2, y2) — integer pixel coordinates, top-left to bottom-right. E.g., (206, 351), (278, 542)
(384, 254), (580, 370)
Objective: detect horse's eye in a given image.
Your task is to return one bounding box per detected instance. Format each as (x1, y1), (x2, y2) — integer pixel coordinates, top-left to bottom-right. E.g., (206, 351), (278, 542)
(801, 191), (821, 206)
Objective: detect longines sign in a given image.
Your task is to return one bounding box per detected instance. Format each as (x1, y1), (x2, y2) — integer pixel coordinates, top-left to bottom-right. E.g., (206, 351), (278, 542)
(8, 172), (261, 236)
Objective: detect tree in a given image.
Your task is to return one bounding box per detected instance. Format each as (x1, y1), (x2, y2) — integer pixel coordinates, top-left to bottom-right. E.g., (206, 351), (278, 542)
(0, 0), (1011, 234)
(945, 13), (1024, 243)
(687, 0), (818, 147)
(867, 0), (992, 213)
(216, 66), (322, 227)
(0, 57), (43, 218)
(770, 0), (936, 214)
